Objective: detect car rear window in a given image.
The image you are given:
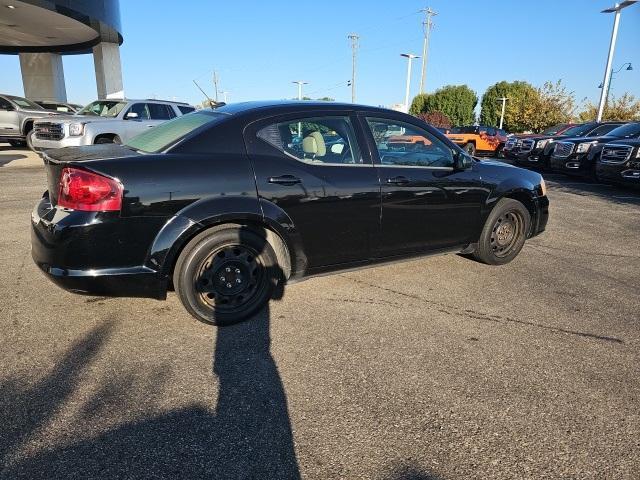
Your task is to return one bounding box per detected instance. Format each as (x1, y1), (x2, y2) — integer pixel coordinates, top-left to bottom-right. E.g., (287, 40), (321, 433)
(178, 105), (196, 114)
(125, 111), (224, 153)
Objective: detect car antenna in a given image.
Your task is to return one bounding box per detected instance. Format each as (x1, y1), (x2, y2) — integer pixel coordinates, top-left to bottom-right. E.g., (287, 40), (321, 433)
(192, 80), (225, 109)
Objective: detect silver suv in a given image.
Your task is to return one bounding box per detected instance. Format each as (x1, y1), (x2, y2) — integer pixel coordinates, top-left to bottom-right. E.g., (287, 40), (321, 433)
(0, 94), (60, 147)
(31, 99), (195, 151)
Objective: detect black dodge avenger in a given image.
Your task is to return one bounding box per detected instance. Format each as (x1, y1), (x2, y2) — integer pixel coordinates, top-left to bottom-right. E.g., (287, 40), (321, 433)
(31, 101), (549, 325)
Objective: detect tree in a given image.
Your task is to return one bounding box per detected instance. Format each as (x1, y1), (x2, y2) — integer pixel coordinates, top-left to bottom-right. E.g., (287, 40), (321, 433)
(480, 80), (576, 133)
(479, 81), (538, 129)
(578, 93), (640, 122)
(416, 111), (451, 129)
(410, 85), (477, 126)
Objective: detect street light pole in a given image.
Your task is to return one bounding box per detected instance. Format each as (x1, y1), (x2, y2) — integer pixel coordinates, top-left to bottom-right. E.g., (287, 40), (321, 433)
(596, 1), (638, 122)
(598, 62), (633, 109)
(401, 53), (420, 113)
(292, 80), (308, 100)
(497, 97), (508, 130)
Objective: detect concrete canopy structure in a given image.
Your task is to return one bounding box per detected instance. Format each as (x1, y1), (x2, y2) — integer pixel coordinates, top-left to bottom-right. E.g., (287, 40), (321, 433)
(0, 0), (124, 101)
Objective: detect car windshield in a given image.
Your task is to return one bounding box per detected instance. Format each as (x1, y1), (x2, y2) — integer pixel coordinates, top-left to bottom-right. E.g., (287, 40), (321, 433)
(6, 95), (43, 110)
(125, 111), (224, 153)
(77, 100), (127, 117)
(560, 124), (594, 137)
(450, 126), (478, 134)
(586, 123), (622, 137)
(541, 124), (567, 135)
(606, 122), (640, 139)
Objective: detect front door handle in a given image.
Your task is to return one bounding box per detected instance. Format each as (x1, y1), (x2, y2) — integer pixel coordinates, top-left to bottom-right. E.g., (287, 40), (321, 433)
(268, 175), (301, 186)
(386, 175), (410, 186)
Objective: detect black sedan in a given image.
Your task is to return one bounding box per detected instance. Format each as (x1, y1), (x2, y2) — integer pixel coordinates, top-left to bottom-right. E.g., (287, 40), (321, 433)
(31, 101), (549, 325)
(550, 122), (640, 178)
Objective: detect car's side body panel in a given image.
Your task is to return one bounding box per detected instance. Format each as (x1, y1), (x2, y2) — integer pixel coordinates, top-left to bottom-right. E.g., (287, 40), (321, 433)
(30, 101), (549, 302)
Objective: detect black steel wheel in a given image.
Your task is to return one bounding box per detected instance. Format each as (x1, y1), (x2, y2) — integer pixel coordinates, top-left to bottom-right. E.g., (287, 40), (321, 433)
(489, 210), (524, 258)
(174, 225), (281, 326)
(472, 198), (530, 265)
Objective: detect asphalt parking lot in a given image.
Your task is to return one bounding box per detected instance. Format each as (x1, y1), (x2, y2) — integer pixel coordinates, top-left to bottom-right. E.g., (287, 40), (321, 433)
(1, 146), (639, 479)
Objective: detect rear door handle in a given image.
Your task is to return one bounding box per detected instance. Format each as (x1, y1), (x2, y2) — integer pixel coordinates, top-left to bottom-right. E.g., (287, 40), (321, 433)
(386, 175), (410, 185)
(268, 175), (301, 186)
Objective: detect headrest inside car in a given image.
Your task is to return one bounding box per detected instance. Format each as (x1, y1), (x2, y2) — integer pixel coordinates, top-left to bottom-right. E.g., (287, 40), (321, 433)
(302, 131), (326, 157)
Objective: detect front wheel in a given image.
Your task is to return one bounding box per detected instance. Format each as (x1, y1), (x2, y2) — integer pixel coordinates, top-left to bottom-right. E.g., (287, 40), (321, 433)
(464, 142), (476, 156)
(472, 198), (531, 265)
(173, 225), (282, 326)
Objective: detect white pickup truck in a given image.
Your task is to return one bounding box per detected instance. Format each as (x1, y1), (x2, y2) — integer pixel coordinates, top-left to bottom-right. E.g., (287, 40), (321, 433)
(30, 98), (195, 151)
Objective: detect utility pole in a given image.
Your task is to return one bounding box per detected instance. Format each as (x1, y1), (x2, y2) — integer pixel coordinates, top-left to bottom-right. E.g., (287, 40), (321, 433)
(401, 53), (420, 113)
(220, 91), (229, 103)
(212, 70), (219, 103)
(348, 33), (359, 103)
(418, 7), (437, 94)
(497, 97), (508, 129)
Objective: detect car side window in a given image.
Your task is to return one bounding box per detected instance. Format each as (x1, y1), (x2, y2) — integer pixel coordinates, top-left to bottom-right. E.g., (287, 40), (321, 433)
(0, 97), (13, 110)
(178, 105), (196, 115)
(257, 116), (362, 165)
(366, 117), (454, 168)
(485, 127), (497, 136)
(127, 103), (150, 120)
(148, 103), (175, 120)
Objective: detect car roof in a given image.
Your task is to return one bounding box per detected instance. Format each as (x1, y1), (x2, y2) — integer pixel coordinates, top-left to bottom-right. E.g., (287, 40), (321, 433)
(87, 98), (191, 106)
(213, 100), (400, 116)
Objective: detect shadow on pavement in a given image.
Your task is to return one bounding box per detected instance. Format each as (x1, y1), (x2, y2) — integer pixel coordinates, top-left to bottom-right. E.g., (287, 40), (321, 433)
(0, 227), (300, 479)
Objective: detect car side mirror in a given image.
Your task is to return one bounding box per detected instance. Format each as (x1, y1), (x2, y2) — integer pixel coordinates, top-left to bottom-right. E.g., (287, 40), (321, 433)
(125, 112), (139, 120)
(454, 151), (473, 170)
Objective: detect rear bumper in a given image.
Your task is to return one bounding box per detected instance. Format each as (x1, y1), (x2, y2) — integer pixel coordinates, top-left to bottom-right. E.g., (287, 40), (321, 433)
(30, 195), (168, 299)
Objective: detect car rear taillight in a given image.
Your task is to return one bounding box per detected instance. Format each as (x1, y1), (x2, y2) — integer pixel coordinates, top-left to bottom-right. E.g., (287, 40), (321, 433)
(57, 167), (123, 211)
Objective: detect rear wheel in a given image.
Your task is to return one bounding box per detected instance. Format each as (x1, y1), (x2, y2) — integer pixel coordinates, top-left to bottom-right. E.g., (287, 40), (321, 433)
(173, 225), (281, 326)
(94, 135), (116, 144)
(472, 198), (530, 265)
(464, 142), (476, 156)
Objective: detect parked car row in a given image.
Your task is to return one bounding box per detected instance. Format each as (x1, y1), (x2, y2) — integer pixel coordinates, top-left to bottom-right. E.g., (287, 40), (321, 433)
(505, 121), (640, 188)
(0, 94), (62, 147)
(30, 99), (195, 151)
(1, 92), (196, 151)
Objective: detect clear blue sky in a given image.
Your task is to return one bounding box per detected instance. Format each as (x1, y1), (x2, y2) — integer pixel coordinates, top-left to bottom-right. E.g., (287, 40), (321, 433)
(1, 0), (638, 111)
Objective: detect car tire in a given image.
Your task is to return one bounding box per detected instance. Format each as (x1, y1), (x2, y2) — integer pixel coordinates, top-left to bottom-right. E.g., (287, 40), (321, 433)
(113, 135), (122, 144)
(495, 145), (504, 159)
(173, 225), (282, 326)
(26, 131), (35, 151)
(464, 142), (476, 156)
(472, 198), (531, 265)
(94, 136), (115, 144)
(8, 140), (26, 148)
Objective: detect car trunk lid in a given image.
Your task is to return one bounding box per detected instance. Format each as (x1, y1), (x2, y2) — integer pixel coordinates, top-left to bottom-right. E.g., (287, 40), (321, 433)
(43, 144), (141, 205)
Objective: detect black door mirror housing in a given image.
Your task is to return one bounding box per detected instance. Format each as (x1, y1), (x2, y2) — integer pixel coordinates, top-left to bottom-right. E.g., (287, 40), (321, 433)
(454, 151), (473, 170)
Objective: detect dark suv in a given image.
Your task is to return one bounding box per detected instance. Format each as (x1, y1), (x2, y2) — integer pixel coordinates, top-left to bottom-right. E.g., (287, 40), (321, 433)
(515, 122), (624, 171)
(596, 135), (640, 187)
(550, 122), (640, 178)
